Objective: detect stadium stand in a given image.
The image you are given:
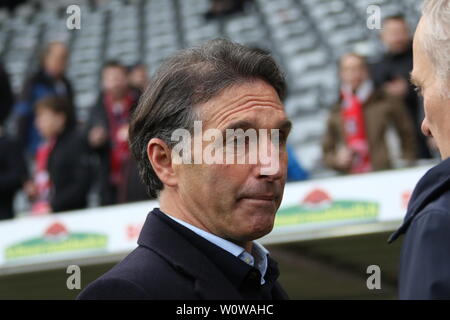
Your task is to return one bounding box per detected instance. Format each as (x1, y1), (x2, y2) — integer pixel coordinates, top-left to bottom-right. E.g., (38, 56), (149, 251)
(0, 0), (435, 300)
(0, 0), (424, 178)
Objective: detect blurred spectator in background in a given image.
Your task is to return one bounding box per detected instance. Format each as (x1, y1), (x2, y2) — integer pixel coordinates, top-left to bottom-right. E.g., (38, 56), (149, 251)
(0, 66), (27, 220)
(128, 63), (150, 94)
(14, 41), (76, 157)
(126, 62), (152, 201)
(204, 0), (250, 20)
(86, 61), (146, 205)
(287, 144), (309, 182)
(126, 62), (150, 202)
(371, 15), (434, 159)
(26, 96), (90, 215)
(0, 0), (27, 12)
(0, 64), (14, 125)
(322, 53), (416, 174)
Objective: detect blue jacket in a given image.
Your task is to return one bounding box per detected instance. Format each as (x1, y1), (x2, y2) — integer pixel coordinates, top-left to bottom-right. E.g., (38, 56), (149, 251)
(389, 158), (450, 299)
(14, 70), (75, 155)
(287, 144), (309, 182)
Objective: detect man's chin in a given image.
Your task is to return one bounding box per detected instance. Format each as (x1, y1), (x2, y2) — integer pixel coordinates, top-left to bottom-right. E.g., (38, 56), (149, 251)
(233, 229), (273, 244)
(252, 225), (274, 240)
(242, 217), (276, 241)
(230, 203), (278, 240)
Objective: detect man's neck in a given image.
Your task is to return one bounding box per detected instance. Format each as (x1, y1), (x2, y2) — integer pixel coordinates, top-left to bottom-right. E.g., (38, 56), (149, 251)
(159, 191), (253, 253)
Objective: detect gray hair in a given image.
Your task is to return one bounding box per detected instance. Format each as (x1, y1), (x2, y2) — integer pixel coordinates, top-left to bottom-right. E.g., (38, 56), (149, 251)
(129, 38), (286, 198)
(422, 0), (450, 93)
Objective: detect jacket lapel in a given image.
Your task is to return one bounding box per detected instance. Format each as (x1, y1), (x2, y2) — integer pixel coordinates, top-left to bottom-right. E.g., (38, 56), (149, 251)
(137, 211), (244, 299)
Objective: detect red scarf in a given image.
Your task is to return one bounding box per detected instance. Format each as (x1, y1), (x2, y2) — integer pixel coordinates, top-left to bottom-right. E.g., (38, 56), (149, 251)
(104, 92), (133, 187)
(340, 89), (372, 173)
(31, 139), (56, 215)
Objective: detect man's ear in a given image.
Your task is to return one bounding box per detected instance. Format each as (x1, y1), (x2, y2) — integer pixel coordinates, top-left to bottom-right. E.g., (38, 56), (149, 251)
(147, 138), (177, 188)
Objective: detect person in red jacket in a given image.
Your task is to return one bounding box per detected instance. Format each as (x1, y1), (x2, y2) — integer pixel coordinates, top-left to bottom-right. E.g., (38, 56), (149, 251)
(85, 61), (146, 205)
(26, 96), (90, 214)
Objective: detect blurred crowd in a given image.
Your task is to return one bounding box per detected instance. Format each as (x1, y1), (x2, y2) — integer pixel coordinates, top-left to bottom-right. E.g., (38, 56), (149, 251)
(322, 14), (436, 175)
(0, 41), (151, 220)
(0, 13), (435, 221)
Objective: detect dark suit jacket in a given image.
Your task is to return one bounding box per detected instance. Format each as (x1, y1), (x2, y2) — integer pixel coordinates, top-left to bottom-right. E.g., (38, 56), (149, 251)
(78, 209), (289, 300)
(389, 157), (450, 299)
(0, 134), (28, 220)
(48, 129), (91, 212)
(369, 44), (432, 159)
(0, 64), (13, 125)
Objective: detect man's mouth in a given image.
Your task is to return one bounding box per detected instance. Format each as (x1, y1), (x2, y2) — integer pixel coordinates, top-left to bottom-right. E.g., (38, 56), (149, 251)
(238, 194), (278, 204)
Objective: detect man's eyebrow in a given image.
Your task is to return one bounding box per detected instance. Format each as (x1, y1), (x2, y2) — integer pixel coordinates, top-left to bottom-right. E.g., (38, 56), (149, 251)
(221, 119), (292, 132)
(222, 120), (254, 131)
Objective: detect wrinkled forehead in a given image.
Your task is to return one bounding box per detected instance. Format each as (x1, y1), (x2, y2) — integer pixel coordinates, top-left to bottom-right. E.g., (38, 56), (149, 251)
(413, 18), (429, 70)
(197, 80), (286, 127)
(412, 19), (432, 77)
(412, 17), (450, 98)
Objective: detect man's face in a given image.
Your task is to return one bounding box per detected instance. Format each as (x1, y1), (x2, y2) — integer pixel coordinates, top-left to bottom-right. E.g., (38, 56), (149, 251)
(173, 80), (291, 244)
(412, 18), (450, 159)
(381, 19), (411, 54)
(339, 55), (368, 91)
(44, 43), (68, 78)
(35, 108), (66, 140)
(102, 66), (129, 97)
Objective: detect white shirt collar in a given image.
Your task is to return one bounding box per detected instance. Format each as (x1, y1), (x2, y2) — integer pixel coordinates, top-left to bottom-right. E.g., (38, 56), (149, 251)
(162, 212), (270, 285)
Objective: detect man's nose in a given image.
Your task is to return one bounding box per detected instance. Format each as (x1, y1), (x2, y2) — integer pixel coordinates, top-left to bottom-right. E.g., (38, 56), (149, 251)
(421, 118), (432, 137)
(257, 142), (285, 181)
(259, 160), (284, 181)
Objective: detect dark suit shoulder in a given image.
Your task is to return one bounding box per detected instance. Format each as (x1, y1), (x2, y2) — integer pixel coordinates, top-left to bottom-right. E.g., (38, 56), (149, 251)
(420, 191), (450, 218)
(78, 245), (197, 300)
(399, 209), (450, 299)
(77, 276), (149, 300)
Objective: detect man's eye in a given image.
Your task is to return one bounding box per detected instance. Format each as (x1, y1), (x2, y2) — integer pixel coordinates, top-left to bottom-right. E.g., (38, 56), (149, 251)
(228, 136), (244, 144)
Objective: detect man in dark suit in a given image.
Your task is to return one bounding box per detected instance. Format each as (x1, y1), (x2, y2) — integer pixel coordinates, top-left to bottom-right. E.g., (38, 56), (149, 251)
(388, 0), (450, 299)
(370, 15), (433, 160)
(78, 39), (291, 300)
